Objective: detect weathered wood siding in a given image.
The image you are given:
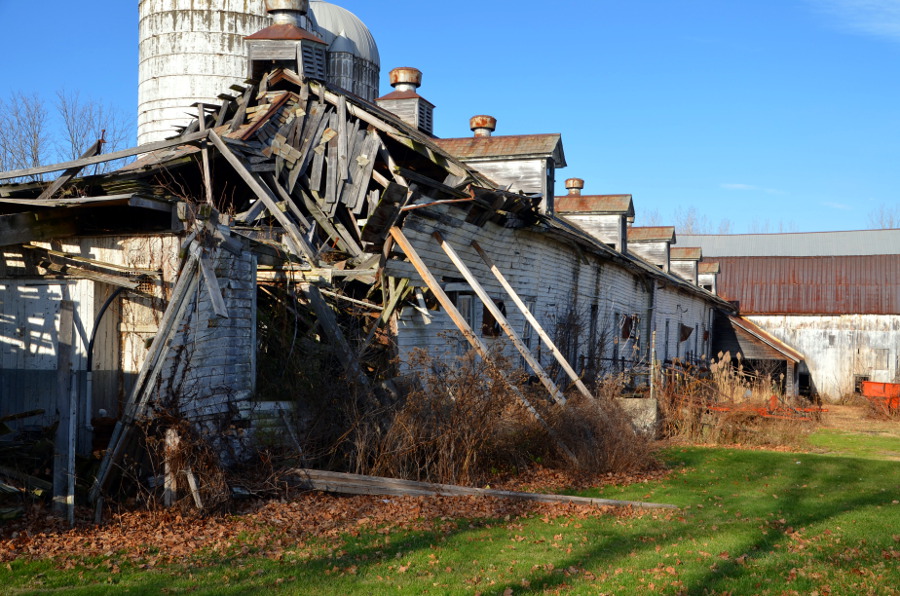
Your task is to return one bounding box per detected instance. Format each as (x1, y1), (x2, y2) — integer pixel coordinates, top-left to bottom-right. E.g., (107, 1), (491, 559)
(394, 206), (715, 387)
(747, 314), (900, 401)
(629, 241), (670, 272)
(0, 235), (181, 435)
(561, 214), (626, 252)
(465, 158), (554, 213)
(671, 261), (698, 285)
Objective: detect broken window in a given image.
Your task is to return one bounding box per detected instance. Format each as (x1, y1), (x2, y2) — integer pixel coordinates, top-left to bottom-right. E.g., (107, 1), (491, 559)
(854, 375), (870, 394)
(481, 299), (506, 338)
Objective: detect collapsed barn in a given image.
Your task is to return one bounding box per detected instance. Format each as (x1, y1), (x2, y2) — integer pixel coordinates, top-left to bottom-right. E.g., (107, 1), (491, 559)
(1, 1), (802, 513)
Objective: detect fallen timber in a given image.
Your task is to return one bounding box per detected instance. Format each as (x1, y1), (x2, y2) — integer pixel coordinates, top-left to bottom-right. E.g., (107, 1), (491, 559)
(291, 469), (678, 510)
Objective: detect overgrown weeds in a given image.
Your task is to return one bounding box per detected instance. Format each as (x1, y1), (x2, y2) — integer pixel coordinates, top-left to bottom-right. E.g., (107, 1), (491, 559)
(310, 350), (659, 487)
(658, 351), (818, 448)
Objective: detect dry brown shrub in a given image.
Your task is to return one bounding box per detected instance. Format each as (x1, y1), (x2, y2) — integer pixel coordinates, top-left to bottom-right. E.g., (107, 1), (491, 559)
(550, 389), (660, 475)
(327, 350), (660, 486)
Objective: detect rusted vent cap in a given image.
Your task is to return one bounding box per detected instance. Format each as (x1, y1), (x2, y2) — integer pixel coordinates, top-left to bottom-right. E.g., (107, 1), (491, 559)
(390, 67), (423, 88)
(470, 115), (497, 134)
(565, 178), (585, 195)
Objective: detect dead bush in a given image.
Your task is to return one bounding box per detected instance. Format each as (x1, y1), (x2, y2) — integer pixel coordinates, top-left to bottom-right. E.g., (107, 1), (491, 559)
(550, 390), (660, 475)
(316, 350), (661, 486)
(657, 352), (817, 447)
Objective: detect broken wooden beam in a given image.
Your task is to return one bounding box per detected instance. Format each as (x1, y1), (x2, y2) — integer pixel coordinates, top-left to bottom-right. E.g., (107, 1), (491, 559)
(0, 130), (210, 181)
(0, 211), (78, 247)
(37, 138), (104, 201)
(291, 468), (678, 510)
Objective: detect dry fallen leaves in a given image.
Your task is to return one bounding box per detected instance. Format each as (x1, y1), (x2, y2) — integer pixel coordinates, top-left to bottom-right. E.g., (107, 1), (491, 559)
(0, 487), (659, 567)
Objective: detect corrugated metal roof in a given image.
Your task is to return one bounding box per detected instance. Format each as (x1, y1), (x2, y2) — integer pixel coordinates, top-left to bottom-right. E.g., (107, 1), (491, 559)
(680, 229), (900, 257)
(555, 194), (634, 216)
(434, 134), (566, 166)
(628, 226), (676, 243)
(671, 247), (702, 260)
(714, 255), (900, 315)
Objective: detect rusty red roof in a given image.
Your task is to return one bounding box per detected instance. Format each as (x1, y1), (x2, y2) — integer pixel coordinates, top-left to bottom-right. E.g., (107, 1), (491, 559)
(671, 247), (702, 261)
(714, 255), (900, 315)
(699, 261), (720, 274)
(246, 24), (326, 43)
(627, 226), (676, 243)
(555, 194), (633, 216)
(434, 134), (565, 166)
(375, 89), (435, 106)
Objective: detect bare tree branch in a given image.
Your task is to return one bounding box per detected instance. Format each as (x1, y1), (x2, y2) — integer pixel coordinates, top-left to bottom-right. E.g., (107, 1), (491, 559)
(867, 204), (900, 229)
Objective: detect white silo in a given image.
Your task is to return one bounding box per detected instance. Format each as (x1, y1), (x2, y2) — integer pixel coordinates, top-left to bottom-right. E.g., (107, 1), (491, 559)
(138, 0), (381, 145)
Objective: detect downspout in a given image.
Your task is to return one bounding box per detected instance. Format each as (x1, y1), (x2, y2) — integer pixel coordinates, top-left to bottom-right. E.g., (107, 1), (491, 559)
(85, 287), (126, 434)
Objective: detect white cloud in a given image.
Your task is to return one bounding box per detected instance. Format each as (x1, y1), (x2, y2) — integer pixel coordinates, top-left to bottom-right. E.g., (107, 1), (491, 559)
(807, 0), (900, 40)
(822, 201), (854, 210)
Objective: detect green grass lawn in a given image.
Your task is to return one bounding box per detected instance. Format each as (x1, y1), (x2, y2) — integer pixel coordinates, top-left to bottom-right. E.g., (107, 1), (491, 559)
(6, 434), (900, 595)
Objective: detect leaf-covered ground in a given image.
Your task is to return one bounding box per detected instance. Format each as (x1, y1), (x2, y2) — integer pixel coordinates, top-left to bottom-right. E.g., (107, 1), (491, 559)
(3, 434), (900, 595)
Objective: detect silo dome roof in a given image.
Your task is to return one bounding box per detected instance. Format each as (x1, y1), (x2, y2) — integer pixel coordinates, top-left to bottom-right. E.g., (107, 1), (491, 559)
(309, 1), (380, 66)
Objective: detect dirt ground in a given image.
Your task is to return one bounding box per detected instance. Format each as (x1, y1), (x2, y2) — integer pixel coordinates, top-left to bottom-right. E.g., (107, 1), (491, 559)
(820, 404), (900, 436)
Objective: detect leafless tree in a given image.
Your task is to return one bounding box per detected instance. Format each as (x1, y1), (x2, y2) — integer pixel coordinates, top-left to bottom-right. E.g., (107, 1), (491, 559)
(747, 219), (798, 234)
(674, 206), (711, 234)
(635, 208), (662, 227)
(867, 204), (900, 229)
(0, 92), (53, 180)
(0, 90), (133, 181)
(56, 90), (132, 174)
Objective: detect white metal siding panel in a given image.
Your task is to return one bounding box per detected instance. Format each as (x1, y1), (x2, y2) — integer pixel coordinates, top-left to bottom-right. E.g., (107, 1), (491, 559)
(747, 314), (900, 401)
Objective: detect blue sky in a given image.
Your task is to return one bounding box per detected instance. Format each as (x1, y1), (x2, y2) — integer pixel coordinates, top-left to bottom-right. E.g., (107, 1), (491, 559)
(0, 0), (897, 232)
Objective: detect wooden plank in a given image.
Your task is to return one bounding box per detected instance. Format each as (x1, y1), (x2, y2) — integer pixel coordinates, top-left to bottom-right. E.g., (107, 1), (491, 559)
(207, 130), (317, 262)
(52, 300), (75, 523)
(471, 241), (593, 400)
(434, 231), (567, 405)
(344, 130), (381, 215)
(37, 139), (103, 201)
(228, 85), (257, 133)
(90, 253), (202, 503)
(0, 211), (78, 247)
(199, 255), (229, 318)
(0, 130), (209, 181)
(291, 468), (677, 510)
(397, 167), (469, 198)
(197, 104), (215, 207)
(337, 94), (349, 182)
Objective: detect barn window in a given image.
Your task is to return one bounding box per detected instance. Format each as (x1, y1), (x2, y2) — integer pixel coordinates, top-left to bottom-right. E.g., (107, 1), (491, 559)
(481, 300), (506, 338)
